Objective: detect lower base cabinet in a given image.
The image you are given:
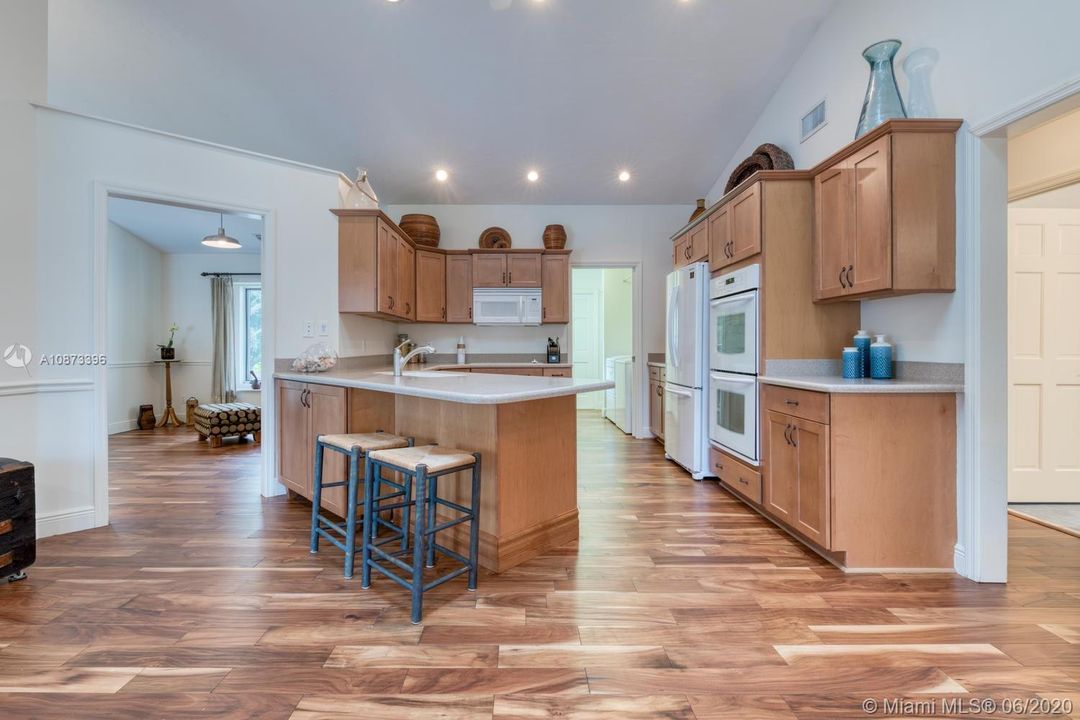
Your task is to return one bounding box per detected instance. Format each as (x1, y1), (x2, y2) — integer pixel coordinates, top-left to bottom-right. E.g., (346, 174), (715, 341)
(649, 366), (665, 442)
(277, 380), (349, 518)
(721, 384), (957, 570)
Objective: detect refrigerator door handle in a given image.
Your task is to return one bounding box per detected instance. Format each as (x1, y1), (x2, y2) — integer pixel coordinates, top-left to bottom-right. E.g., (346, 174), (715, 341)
(667, 284), (680, 369)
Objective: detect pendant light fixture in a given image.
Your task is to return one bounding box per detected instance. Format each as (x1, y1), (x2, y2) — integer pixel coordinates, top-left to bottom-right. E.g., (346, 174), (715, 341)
(201, 213), (242, 249)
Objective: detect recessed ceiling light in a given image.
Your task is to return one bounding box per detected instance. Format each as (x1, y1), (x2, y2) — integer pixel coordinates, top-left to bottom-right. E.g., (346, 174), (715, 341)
(527, 170), (540, 183)
(618, 170), (631, 183)
(435, 168), (449, 182)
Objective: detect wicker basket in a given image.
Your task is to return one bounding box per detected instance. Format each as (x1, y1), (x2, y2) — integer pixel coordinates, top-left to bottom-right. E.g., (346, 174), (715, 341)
(542, 225), (567, 249)
(399, 214), (440, 247)
(479, 227), (512, 249)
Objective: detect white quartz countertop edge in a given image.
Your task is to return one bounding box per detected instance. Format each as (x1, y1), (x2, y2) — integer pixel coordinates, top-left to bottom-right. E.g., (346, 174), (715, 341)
(274, 368), (612, 405)
(760, 375), (964, 394)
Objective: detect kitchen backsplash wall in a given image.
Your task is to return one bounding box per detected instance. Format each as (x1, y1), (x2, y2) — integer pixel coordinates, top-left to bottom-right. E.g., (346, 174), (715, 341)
(400, 323), (569, 356)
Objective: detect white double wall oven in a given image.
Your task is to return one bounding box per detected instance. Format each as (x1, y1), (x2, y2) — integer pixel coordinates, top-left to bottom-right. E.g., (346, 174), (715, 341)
(708, 264), (760, 465)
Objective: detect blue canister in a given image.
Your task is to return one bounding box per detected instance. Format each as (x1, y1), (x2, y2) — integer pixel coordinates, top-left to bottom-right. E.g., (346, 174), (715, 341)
(870, 334), (894, 379)
(842, 347), (862, 379)
(854, 330), (871, 378)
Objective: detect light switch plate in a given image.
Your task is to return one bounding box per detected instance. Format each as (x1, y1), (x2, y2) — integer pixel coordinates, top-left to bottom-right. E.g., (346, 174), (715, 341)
(318, 321), (330, 336)
(303, 321), (315, 338)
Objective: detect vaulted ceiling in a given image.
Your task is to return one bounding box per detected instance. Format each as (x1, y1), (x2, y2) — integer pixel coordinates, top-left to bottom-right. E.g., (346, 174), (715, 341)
(48, 0), (833, 204)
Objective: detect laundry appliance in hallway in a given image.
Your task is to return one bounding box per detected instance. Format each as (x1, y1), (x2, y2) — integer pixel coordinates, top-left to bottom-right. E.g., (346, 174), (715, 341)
(603, 355), (633, 434)
(664, 262), (709, 478)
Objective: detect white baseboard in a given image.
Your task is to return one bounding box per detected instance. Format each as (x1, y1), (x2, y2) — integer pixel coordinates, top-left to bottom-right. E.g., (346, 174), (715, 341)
(108, 418), (138, 435)
(953, 542), (967, 575)
(37, 505), (97, 538)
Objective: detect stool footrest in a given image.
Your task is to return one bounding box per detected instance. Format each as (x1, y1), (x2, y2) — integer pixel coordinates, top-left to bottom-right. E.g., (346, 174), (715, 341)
(431, 542), (470, 567)
(315, 528), (354, 555)
(370, 543), (415, 574)
(433, 497), (471, 516)
(429, 515), (472, 535)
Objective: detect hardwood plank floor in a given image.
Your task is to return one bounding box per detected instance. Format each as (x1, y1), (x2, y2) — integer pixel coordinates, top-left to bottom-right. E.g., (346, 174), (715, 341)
(0, 413), (1078, 718)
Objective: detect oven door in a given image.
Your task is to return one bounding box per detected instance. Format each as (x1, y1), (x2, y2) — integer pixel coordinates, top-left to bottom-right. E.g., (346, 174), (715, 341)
(709, 290), (758, 375)
(708, 372), (758, 464)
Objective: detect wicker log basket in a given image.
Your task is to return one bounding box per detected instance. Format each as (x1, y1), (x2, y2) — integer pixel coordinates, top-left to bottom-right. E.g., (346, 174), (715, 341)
(724, 143), (795, 194)
(399, 214), (440, 247)
(542, 224), (567, 249)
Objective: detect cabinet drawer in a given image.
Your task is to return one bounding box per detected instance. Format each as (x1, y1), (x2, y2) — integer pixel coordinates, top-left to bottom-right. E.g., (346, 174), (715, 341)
(763, 384), (829, 425)
(710, 446), (761, 504)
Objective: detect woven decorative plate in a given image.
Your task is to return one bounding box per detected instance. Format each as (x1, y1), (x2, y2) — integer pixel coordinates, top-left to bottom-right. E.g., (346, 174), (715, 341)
(479, 227), (512, 249)
(724, 153), (772, 194)
(753, 143), (794, 170)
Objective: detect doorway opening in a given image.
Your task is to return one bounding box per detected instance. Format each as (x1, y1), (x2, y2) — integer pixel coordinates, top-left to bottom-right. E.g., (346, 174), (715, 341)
(104, 194), (266, 515)
(1005, 103), (1080, 538)
(571, 266), (636, 434)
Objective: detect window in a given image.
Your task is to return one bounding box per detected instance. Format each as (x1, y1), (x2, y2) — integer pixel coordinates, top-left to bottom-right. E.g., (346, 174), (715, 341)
(233, 281), (262, 388)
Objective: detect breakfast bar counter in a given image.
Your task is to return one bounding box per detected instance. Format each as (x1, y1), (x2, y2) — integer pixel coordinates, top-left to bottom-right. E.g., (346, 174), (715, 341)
(273, 367), (612, 572)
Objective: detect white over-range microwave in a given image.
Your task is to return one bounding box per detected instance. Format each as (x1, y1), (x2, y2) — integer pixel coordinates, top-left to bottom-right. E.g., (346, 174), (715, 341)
(472, 288), (543, 326)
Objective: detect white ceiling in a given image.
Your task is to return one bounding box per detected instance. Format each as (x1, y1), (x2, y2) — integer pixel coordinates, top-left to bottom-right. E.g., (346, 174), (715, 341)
(48, 0), (834, 205)
(108, 197), (264, 255)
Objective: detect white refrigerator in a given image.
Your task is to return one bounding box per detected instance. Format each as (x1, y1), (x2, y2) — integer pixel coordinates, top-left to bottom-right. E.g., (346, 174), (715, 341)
(664, 262), (709, 479)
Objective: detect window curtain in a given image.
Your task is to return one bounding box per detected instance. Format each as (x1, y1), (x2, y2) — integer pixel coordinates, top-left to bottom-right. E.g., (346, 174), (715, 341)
(210, 276), (237, 403)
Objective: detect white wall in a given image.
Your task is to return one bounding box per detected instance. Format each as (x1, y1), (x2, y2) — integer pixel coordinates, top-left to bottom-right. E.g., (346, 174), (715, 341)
(602, 267), (633, 359)
(0, 2), (46, 509)
(106, 222), (164, 433)
(28, 107), (397, 536)
(704, 0), (1080, 363)
(163, 253), (262, 409)
(386, 204), (691, 359)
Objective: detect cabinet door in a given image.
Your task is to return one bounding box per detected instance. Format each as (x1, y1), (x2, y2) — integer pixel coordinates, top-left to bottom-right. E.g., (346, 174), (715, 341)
(764, 410), (797, 526)
(687, 221), (709, 264)
(308, 384), (350, 518)
(814, 164), (852, 300)
(415, 249), (446, 322)
(729, 182), (762, 264)
(708, 206), (731, 272)
(277, 380), (311, 497)
(473, 253), (507, 287)
(791, 417), (831, 548)
(507, 253), (542, 287)
(544, 367), (571, 377)
(673, 236), (690, 268)
(398, 236), (416, 321)
(849, 135), (892, 296)
(376, 221), (398, 315)
(541, 254), (570, 323)
(445, 254), (473, 323)
(649, 379), (663, 439)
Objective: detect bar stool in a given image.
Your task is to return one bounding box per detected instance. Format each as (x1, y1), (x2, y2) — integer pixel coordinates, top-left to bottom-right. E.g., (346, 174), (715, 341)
(361, 444), (482, 624)
(310, 431), (412, 579)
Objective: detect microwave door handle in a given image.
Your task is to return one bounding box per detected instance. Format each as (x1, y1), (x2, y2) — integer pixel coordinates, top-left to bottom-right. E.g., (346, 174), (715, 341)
(710, 373), (756, 384)
(711, 294), (754, 307)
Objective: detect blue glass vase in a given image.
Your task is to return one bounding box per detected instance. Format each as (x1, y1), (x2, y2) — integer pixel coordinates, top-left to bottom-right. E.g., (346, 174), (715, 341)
(855, 39), (907, 139)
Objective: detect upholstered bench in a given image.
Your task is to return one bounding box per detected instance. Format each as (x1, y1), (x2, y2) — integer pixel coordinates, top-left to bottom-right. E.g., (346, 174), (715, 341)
(193, 402), (261, 448)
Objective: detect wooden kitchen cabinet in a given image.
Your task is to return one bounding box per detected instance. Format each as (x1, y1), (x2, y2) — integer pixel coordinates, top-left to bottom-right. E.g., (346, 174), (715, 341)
(277, 380), (349, 517)
(415, 249), (446, 322)
(472, 253), (507, 288)
(687, 221), (709, 264)
(764, 410), (797, 526)
(543, 367), (571, 377)
(337, 210), (414, 321)
(445, 253), (472, 323)
(765, 409), (830, 549)
(541, 253), (570, 323)
(813, 119), (961, 302)
(507, 253), (542, 287)
(709, 182), (762, 271)
(649, 375), (664, 442)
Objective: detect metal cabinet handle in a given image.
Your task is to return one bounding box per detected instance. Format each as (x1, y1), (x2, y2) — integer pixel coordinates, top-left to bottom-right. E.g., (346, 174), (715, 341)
(468, 307), (472, 319)
(785, 399), (799, 406)
(441, 307), (446, 320)
(405, 302), (411, 315)
(784, 424), (793, 446)
(714, 462), (724, 471)
(388, 296), (395, 309)
(300, 388), (309, 408)
(846, 265), (854, 287)
(790, 427), (798, 448)
(737, 476), (749, 486)
(839, 267), (847, 288)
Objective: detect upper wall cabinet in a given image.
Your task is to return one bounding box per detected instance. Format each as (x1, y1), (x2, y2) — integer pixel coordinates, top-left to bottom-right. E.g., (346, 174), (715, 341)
(709, 181), (762, 272)
(812, 119), (962, 302)
(415, 249), (446, 322)
(473, 252), (543, 288)
(541, 252), (570, 324)
(337, 210), (415, 320)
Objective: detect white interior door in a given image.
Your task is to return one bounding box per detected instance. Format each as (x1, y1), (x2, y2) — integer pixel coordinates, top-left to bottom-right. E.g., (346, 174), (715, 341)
(572, 289), (604, 410)
(1008, 208), (1080, 501)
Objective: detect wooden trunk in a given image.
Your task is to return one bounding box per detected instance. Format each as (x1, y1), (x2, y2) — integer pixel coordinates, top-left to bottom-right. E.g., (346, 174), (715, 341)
(0, 458), (35, 579)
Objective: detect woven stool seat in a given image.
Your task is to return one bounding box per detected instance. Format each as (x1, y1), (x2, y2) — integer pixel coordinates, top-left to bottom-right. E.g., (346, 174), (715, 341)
(319, 432), (410, 453)
(368, 445), (477, 473)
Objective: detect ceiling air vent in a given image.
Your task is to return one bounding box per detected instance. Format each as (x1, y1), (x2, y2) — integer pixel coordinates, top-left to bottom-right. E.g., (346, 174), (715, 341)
(801, 99), (827, 143)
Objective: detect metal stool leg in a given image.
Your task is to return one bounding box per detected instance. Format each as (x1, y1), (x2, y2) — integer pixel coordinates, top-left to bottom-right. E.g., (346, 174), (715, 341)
(426, 475), (438, 568)
(310, 439), (325, 554)
(411, 464), (428, 625)
(343, 448), (361, 579)
(468, 453), (482, 590)
(360, 456), (377, 589)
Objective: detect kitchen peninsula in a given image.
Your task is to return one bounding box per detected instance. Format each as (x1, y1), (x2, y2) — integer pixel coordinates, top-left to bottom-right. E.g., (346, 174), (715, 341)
(274, 367), (612, 572)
